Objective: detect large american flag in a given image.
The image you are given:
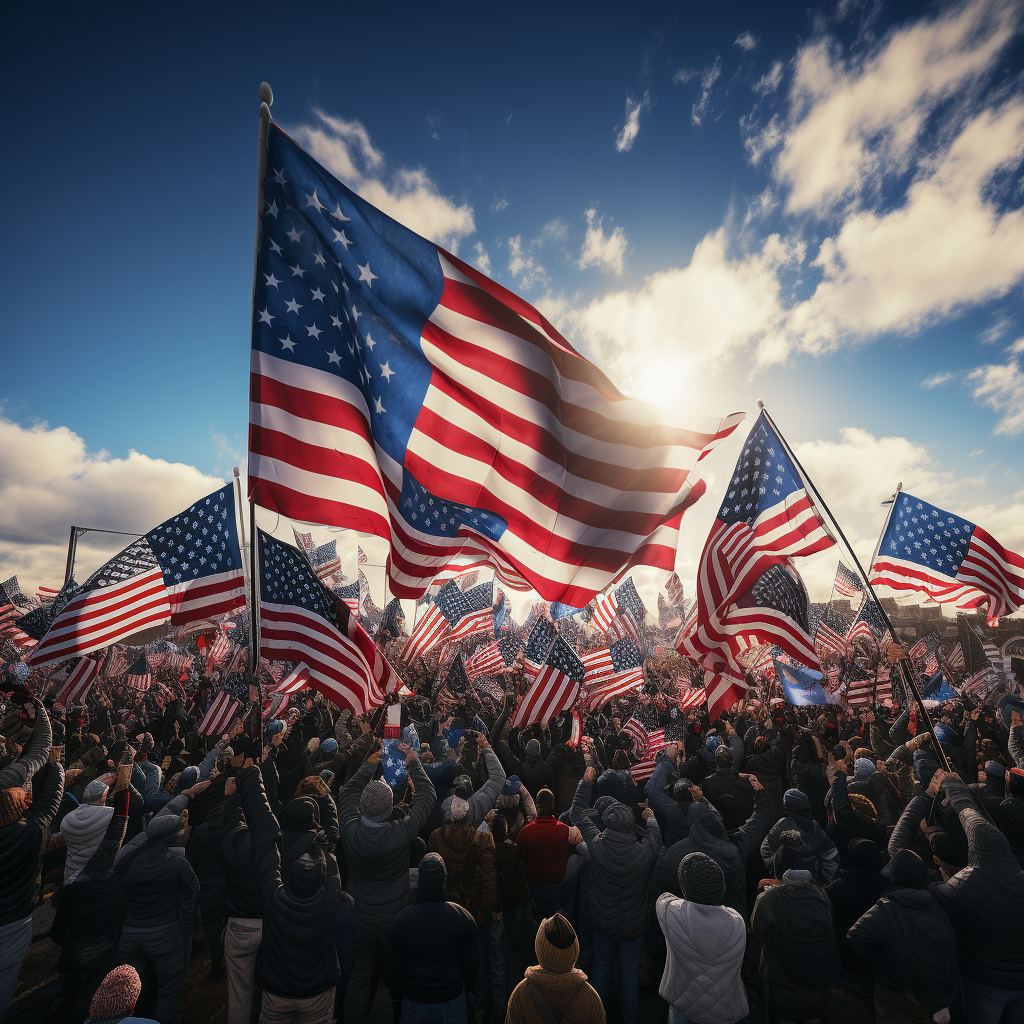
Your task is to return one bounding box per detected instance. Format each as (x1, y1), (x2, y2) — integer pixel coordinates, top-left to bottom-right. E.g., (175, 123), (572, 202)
(833, 562), (863, 600)
(583, 637), (645, 710)
(28, 488), (246, 667)
(246, 124), (743, 605)
(678, 412), (834, 719)
(869, 491), (1024, 626)
(523, 616), (558, 679)
(592, 578), (646, 635)
(55, 654), (103, 706)
(258, 530), (401, 716)
(465, 632), (522, 680)
(444, 581), (494, 644)
(513, 635), (585, 727)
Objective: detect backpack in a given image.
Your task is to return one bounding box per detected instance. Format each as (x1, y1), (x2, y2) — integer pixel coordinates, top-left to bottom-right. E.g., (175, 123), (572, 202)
(771, 883), (843, 989)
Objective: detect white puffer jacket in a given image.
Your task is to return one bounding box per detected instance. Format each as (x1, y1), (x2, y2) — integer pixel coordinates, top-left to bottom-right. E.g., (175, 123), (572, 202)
(656, 894), (748, 1024)
(60, 802), (114, 881)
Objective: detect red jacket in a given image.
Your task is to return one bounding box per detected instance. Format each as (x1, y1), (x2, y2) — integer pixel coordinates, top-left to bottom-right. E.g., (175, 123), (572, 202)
(515, 815), (570, 886)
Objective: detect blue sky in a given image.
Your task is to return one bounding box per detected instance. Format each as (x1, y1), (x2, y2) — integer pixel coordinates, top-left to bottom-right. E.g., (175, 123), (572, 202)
(2, 0), (1023, 605)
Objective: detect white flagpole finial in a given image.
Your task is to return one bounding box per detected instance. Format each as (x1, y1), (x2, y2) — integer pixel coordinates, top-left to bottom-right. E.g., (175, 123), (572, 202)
(260, 82), (273, 107)
(756, 400), (764, 410)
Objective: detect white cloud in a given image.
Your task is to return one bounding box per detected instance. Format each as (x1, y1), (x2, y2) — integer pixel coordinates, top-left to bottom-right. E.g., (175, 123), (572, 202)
(692, 58), (723, 127)
(0, 417), (225, 594)
(491, 189), (508, 214)
(615, 92), (650, 153)
(968, 358), (1024, 435)
(761, 0), (1019, 215)
(1008, 337), (1024, 355)
(507, 235), (548, 290)
(578, 208), (629, 276)
(290, 109), (475, 252)
(735, 31), (758, 52)
(540, 219), (568, 244)
(473, 241), (491, 276)
(921, 371), (956, 389)
(754, 61), (784, 97)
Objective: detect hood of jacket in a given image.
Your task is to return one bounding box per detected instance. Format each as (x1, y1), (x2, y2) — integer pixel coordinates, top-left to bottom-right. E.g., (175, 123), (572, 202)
(687, 811), (741, 866)
(60, 802), (114, 881)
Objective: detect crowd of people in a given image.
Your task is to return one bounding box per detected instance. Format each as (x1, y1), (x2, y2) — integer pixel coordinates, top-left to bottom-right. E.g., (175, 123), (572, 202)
(1, 649), (1023, 1024)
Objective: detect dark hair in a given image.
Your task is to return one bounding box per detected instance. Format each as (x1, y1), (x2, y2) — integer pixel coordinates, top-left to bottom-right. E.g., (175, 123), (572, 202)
(491, 815), (508, 843)
(543, 913), (576, 949)
(536, 788), (556, 814)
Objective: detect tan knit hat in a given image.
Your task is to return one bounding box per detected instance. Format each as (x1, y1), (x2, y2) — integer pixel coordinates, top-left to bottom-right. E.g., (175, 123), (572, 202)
(535, 913), (579, 974)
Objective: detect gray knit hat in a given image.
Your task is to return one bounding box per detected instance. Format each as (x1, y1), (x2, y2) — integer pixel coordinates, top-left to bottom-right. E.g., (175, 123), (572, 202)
(83, 778), (110, 803)
(526, 739), (542, 757)
(715, 745), (734, 768)
(418, 852), (447, 894)
(603, 802), (634, 833)
(147, 813), (184, 844)
(359, 780), (394, 823)
(678, 851), (726, 905)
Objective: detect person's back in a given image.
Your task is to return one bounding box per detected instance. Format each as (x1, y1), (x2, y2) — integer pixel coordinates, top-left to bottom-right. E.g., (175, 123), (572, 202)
(516, 788), (572, 918)
(824, 837), (887, 974)
(701, 747), (755, 831)
(761, 788), (840, 885)
(386, 853), (479, 1020)
(507, 914), (605, 1024)
(847, 850), (958, 1021)
(60, 778), (115, 882)
(657, 853), (747, 1024)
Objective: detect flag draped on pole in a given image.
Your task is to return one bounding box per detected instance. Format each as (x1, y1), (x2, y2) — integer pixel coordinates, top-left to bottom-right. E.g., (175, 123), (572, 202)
(402, 579), (477, 662)
(247, 123), (744, 605)
(869, 491), (1024, 626)
(28, 488), (246, 667)
(512, 635), (585, 727)
(258, 530), (400, 716)
(678, 411), (834, 719)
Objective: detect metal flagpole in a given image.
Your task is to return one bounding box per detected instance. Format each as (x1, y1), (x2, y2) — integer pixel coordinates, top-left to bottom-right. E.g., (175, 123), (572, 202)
(232, 467), (250, 594)
(756, 402), (952, 772)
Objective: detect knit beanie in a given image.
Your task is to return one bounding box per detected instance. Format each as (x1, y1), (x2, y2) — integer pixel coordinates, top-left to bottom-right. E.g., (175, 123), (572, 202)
(176, 765), (199, 793)
(891, 848), (929, 888)
(854, 758), (876, 780)
(848, 793), (878, 820)
(321, 738), (338, 755)
(782, 788), (810, 813)
(442, 795), (471, 822)
(503, 775), (521, 796)
(359, 780), (394, 823)
(678, 851), (726, 906)
(418, 852), (447, 895)
(526, 739), (542, 757)
(83, 778), (110, 803)
(535, 913), (579, 974)
(146, 813), (184, 844)
(536, 788), (555, 815)
(89, 965), (141, 1020)
(454, 775), (474, 799)
(847, 837), (882, 872)
(602, 802), (634, 833)
(715, 745), (734, 768)
(984, 760), (1006, 780)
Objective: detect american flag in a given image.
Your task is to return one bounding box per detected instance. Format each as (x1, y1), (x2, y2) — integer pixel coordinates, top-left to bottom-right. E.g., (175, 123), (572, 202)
(845, 666), (893, 706)
(357, 546), (368, 565)
(623, 705), (668, 780)
(814, 620), (849, 657)
(465, 632), (522, 680)
(908, 630), (941, 674)
(444, 581), (494, 644)
(246, 123), (743, 606)
(1, 576), (30, 608)
(665, 572), (685, 608)
(259, 530), (400, 716)
(513, 635), (585, 727)
(402, 579), (472, 661)
(206, 633), (234, 673)
(675, 687), (707, 713)
(55, 655), (103, 706)
(592, 578), (646, 635)
(869, 491), (1024, 626)
(124, 655), (152, 691)
(199, 690), (239, 736)
(273, 662), (313, 696)
(0, 604), (36, 651)
(947, 642), (965, 670)
(846, 599), (890, 646)
(27, 488), (246, 668)
(334, 581), (362, 615)
(36, 585), (61, 605)
(583, 637), (644, 710)
(292, 528), (315, 555)
(679, 412), (834, 719)
(833, 562), (863, 599)
(311, 539), (343, 580)
(523, 616), (558, 679)
(961, 666), (996, 700)
(103, 647), (129, 679)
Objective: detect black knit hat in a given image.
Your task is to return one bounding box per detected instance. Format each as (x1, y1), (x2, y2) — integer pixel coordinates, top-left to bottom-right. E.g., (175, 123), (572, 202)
(677, 851), (726, 906)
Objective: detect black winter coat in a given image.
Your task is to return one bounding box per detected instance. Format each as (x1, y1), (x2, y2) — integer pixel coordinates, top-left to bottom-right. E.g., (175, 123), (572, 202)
(825, 866), (888, 970)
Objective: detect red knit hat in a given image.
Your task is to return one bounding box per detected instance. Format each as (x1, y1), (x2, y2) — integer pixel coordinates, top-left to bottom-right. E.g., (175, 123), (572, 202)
(89, 964), (141, 1019)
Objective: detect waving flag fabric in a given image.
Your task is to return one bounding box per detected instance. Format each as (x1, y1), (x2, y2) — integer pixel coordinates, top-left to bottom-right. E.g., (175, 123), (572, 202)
(29, 488), (245, 668)
(258, 530), (400, 716)
(56, 655), (103, 706)
(665, 572), (685, 608)
(592, 578), (646, 634)
(869, 491), (1024, 626)
(513, 635), (585, 727)
(465, 632), (522, 680)
(846, 599), (890, 646)
(402, 579), (471, 662)
(679, 412), (834, 719)
(247, 124), (744, 605)
(583, 637), (645, 709)
(444, 581), (494, 644)
(814, 620), (848, 656)
(833, 562), (863, 599)
(523, 616), (558, 676)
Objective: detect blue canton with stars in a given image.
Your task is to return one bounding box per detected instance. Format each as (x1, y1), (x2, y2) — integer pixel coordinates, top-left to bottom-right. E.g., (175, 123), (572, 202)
(878, 491), (975, 577)
(524, 617), (558, 665)
(258, 530), (342, 630)
(433, 580), (473, 627)
(609, 637), (642, 674)
(253, 125), (508, 548)
(145, 488), (242, 586)
(851, 597), (889, 636)
(544, 636), (585, 685)
(717, 412), (808, 526)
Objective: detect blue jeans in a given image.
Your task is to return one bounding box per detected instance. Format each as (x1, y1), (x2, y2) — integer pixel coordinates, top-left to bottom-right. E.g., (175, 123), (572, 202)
(119, 922), (189, 1023)
(957, 976), (1024, 1024)
(399, 993), (468, 1024)
(528, 884), (563, 922)
(591, 934), (642, 1024)
(0, 914), (34, 1020)
(474, 918), (506, 1023)
(668, 1008), (694, 1024)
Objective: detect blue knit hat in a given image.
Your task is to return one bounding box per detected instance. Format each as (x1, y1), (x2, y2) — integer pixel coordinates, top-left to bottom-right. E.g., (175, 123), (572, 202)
(705, 735), (722, 754)
(854, 758), (875, 780)
(503, 775), (521, 796)
(782, 788), (810, 813)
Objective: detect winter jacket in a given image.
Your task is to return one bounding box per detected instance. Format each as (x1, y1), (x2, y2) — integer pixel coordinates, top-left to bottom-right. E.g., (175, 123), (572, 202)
(931, 777), (1024, 991)
(825, 865), (887, 970)
(846, 887), (959, 1010)
(701, 768), (755, 832)
(428, 821), (500, 921)
(516, 815), (573, 886)
(339, 756), (436, 933)
(187, 801), (226, 889)
(240, 766), (349, 1000)
(495, 838), (532, 908)
(497, 737), (555, 798)
(761, 808), (840, 884)
(994, 794), (1024, 869)
(846, 769), (901, 826)
(463, 747), (506, 826)
(60, 801), (114, 882)
(551, 744), (587, 814)
(656, 895), (747, 1024)
(570, 778), (660, 940)
(386, 892), (479, 1003)
(826, 772), (891, 867)
(0, 709), (64, 927)
(219, 774), (263, 920)
(115, 823), (199, 930)
(644, 760), (715, 847)
(743, 735), (788, 819)
(650, 791), (773, 919)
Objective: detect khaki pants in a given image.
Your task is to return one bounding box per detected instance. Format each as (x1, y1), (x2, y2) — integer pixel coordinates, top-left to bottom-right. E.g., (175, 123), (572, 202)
(225, 917), (263, 1024)
(259, 985), (336, 1024)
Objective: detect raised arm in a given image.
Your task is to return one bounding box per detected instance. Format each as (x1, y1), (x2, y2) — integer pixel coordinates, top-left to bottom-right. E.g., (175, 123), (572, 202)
(238, 765), (284, 899)
(0, 700), (51, 790)
(404, 753), (437, 834)
(570, 772), (599, 845)
(941, 773), (1021, 874)
(467, 743), (505, 826)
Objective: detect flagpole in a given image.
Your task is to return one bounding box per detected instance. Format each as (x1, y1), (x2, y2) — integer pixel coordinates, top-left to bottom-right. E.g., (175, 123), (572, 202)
(756, 402), (951, 771)
(233, 468), (249, 594)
